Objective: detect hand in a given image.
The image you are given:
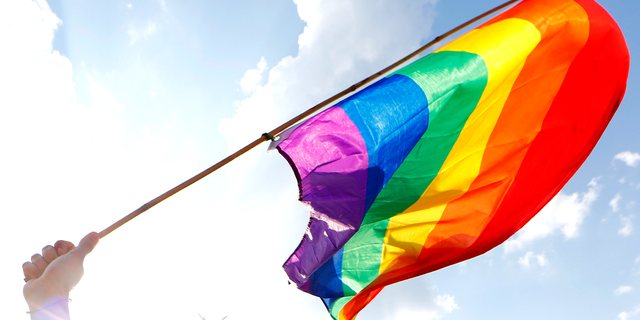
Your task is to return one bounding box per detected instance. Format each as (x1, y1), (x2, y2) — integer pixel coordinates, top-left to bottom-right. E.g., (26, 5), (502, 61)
(22, 232), (99, 318)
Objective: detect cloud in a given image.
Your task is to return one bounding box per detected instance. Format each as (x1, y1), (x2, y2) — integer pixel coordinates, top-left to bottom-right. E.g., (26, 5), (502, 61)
(0, 2), (220, 319)
(614, 286), (633, 296)
(217, 0), (437, 202)
(518, 251), (548, 268)
(504, 179), (599, 253)
(618, 307), (640, 320)
(619, 215), (633, 236)
(634, 257), (640, 275)
(127, 19), (157, 45)
(216, 0), (441, 318)
(0, 0), (444, 319)
(219, 0), (436, 152)
(239, 57), (267, 94)
(359, 279), (457, 320)
(0, 0), (121, 204)
(436, 294), (459, 314)
(0, 0), (200, 224)
(611, 193), (622, 212)
(0, 1), (150, 317)
(614, 151), (640, 167)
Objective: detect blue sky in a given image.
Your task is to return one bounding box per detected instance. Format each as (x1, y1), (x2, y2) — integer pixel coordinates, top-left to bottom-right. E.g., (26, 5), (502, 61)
(1, 0), (638, 319)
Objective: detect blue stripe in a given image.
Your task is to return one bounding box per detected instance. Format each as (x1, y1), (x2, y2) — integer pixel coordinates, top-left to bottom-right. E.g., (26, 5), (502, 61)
(339, 74), (429, 212)
(308, 74), (429, 300)
(310, 248), (344, 297)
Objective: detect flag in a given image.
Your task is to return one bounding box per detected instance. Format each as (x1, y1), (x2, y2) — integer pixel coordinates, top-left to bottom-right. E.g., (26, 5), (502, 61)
(273, 0), (629, 319)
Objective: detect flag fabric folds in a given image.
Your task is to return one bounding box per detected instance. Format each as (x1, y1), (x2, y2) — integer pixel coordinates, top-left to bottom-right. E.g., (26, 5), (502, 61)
(273, 0), (629, 319)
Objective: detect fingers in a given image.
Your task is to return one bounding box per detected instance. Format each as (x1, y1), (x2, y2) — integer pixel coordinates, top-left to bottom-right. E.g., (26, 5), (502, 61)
(73, 232), (99, 257)
(42, 245), (58, 263)
(26, 243), (64, 279)
(54, 240), (75, 256)
(23, 232), (98, 283)
(31, 254), (48, 275)
(23, 261), (41, 280)
(23, 240), (75, 282)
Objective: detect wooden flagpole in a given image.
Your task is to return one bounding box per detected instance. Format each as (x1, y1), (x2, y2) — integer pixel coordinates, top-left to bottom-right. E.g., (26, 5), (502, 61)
(98, 0), (520, 239)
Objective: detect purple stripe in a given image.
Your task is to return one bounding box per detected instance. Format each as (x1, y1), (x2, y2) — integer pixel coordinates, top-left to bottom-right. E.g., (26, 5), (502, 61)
(278, 106), (368, 290)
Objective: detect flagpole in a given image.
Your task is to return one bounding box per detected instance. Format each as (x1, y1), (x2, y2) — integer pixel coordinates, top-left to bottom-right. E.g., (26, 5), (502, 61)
(97, 0), (520, 239)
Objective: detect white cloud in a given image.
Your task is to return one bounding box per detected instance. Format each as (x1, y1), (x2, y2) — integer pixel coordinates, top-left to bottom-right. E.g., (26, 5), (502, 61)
(127, 19), (157, 45)
(505, 179), (599, 253)
(218, 0), (437, 201)
(634, 257), (640, 275)
(216, 0), (440, 318)
(0, 0), (194, 223)
(219, 0), (436, 152)
(359, 280), (457, 320)
(611, 193), (622, 212)
(381, 293), (458, 320)
(239, 57), (267, 94)
(614, 286), (633, 296)
(0, 1), (145, 318)
(436, 294), (459, 313)
(518, 251), (548, 268)
(614, 151), (640, 167)
(0, 2), (223, 319)
(618, 307), (640, 320)
(619, 215), (633, 236)
(1, 0), (445, 319)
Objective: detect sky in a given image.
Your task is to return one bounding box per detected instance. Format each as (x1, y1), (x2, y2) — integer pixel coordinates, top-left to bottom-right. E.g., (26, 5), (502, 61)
(0, 0), (638, 319)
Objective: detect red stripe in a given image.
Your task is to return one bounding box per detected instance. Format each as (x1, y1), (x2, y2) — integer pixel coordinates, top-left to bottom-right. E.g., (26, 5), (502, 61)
(339, 0), (628, 318)
(469, 0), (629, 256)
(415, 0), (591, 273)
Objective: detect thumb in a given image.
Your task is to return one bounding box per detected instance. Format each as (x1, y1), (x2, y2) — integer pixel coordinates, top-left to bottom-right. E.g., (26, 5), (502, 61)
(74, 232), (100, 257)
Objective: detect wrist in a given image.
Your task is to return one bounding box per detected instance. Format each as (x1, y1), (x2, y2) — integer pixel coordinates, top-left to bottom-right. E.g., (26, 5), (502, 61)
(25, 280), (70, 310)
(28, 297), (70, 320)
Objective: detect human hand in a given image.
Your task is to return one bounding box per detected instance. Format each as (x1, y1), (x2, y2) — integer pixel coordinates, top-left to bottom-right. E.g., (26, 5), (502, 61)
(22, 232), (99, 319)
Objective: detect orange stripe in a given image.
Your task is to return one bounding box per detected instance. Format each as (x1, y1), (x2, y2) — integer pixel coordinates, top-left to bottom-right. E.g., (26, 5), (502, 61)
(419, 0), (590, 263)
(340, 1), (591, 319)
(379, 17), (540, 276)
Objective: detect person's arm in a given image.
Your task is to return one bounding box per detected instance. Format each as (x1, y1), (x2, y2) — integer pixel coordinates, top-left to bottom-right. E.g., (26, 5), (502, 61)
(22, 232), (99, 320)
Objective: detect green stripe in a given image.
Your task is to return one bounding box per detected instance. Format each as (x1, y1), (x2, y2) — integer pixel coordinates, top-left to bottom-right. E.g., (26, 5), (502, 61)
(337, 51), (489, 301)
(329, 297), (350, 319)
(368, 51), (488, 221)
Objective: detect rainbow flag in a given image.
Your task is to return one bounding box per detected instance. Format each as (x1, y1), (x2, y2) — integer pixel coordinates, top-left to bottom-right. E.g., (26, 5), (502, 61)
(274, 0), (629, 319)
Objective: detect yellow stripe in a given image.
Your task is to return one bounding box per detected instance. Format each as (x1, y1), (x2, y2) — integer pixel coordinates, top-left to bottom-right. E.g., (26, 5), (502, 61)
(379, 18), (541, 273)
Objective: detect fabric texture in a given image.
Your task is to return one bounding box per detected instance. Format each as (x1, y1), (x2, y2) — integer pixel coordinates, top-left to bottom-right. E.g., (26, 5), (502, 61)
(275, 0), (630, 319)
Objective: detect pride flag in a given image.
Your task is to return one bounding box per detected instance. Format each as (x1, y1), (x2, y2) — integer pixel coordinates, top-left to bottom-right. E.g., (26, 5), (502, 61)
(274, 0), (629, 319)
